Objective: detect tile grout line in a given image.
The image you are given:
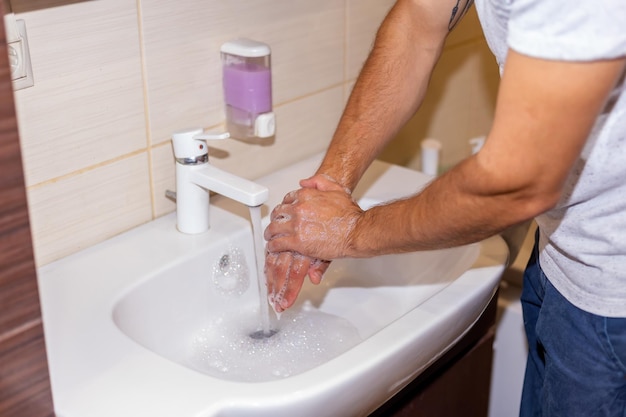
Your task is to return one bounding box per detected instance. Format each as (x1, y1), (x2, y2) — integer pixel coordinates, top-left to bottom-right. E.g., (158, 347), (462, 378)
(26, 148), (149, 191)
(343, 0), (348, 89)
(26, 83), (351, 192)
(135, 0), (157, 219)
(445, 36), (486, 51)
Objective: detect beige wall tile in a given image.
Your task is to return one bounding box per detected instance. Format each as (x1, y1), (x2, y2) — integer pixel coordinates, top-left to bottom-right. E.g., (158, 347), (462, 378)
(12, 0), (499, 266)
(268, 2), (345, 104)
(446, 7), (485, 48)
(210, 85), (344, 178)
(150, 86), (345, 218)
(343, 79), (355, 109)
(380, 40), (499, 171)
(28, 153), (152, 266)
(345, 3), (486, 82)
(140, 0), (344, 145)
(340, 3), (498, 173)
(150, 142), (176, 218)
(13, 0), (147, 186)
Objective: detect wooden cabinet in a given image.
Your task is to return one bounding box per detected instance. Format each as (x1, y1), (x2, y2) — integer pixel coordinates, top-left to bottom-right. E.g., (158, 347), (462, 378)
(0, 5), (55, 416)
(371, 292), (497, 417)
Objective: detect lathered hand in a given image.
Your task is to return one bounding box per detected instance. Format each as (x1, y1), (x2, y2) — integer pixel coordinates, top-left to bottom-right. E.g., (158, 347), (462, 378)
(264, 251), (328, 313)
(265, 175), (363, 260)
(264, 174), (352, 312)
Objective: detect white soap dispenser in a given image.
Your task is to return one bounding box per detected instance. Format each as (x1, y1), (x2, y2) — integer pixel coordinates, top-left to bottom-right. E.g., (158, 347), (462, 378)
(221, 39), (275, 140)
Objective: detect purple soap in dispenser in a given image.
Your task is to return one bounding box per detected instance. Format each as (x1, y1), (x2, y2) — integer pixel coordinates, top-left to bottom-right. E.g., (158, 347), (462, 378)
(221, 39), (275, 140)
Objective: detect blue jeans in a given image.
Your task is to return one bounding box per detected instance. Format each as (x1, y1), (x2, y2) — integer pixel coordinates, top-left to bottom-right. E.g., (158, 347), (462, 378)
(520, 233), (626, 417)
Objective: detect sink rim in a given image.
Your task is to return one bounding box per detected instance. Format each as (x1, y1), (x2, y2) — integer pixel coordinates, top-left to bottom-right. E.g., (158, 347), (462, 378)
(38, 154), (508, 417)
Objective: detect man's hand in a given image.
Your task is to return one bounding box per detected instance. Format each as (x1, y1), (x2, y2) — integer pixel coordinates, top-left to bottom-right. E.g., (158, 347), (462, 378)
(265, 186), (363, 260)
(265, 172), (363, 257)
(264, 252), (329, 313)
(264, 174), (355, 312)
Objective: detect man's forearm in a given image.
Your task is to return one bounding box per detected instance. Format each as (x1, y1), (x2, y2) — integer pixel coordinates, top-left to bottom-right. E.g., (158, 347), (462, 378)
(345, 53), (626, 258)
(316, 0), (450, 191)
(346, 156), (538, 257)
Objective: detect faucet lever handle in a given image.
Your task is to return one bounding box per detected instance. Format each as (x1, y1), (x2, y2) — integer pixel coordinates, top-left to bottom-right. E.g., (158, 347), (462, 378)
(172, 128), (229, 163)
(193, 131), (230, 141)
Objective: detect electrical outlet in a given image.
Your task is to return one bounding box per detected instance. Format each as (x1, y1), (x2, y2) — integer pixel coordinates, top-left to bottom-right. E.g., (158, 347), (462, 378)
(6, 18), (34, 90)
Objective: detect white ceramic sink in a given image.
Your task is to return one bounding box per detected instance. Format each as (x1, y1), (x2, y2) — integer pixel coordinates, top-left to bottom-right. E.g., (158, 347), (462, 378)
(38, 154), (508, 417)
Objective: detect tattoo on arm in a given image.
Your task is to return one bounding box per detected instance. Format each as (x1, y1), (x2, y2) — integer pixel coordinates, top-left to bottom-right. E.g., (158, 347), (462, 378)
(448, 0), (474, 31)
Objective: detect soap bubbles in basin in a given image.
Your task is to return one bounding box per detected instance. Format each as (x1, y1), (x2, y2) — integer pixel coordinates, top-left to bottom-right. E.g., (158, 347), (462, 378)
(187, 301), (362, 382)
(212, 246), (249, 296)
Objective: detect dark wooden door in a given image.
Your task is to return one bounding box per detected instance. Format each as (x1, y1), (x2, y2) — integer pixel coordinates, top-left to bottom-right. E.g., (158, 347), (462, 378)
(0, 3), (55, 416)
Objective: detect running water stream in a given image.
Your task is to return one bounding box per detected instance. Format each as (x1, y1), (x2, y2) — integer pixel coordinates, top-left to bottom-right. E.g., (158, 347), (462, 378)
(187, 206), (362, 381)
(249, 205), (272, 336)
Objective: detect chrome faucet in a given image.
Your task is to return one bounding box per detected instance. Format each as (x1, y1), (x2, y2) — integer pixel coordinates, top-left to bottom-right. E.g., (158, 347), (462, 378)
(169, 127), (269, 234)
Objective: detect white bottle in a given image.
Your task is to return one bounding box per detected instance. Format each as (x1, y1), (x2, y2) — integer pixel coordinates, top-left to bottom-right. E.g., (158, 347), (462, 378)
(421, 138), (442, 176)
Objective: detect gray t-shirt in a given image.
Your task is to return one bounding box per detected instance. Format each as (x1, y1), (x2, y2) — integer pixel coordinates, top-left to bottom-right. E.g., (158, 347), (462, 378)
(475, 0), (626, 317)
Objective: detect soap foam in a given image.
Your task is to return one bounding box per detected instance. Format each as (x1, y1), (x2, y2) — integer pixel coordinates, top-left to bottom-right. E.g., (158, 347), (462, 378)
(212, 246), (249, 296)
(187, 302), (361, 382)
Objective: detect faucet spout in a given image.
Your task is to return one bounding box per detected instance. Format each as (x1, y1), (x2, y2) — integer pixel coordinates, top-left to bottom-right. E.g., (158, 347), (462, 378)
(189, 164), (268, 207)
(170, 127), (269, 234)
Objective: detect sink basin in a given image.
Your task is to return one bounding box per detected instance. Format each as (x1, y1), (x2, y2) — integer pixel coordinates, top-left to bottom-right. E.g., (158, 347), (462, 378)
(38, 153), (508, 417)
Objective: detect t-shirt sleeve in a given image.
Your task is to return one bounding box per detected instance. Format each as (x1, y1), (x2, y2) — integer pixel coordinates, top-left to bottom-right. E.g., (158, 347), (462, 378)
(507, 0), (626, 61)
